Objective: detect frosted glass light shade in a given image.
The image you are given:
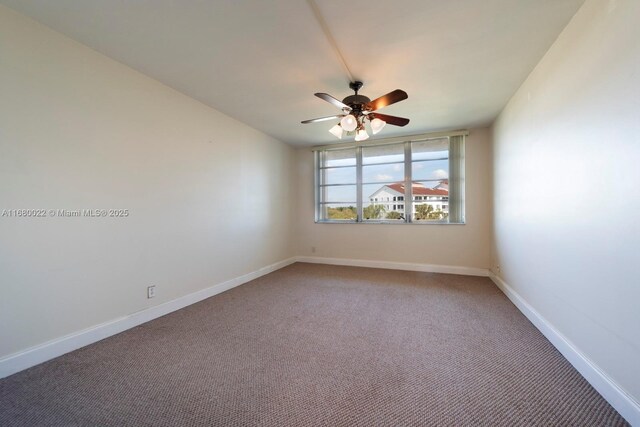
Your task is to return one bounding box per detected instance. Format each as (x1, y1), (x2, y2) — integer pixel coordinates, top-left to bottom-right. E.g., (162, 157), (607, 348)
(370, 118), (386, 135)
(328, 123), (343, 139)
(355, 128), (369, 142)
(340, 114), (358, 132)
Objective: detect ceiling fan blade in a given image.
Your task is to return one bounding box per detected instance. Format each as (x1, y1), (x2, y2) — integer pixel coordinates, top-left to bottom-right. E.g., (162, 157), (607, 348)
(365, 89), (408, 111)
(315, 93), (351, 111)
(370, 113), (410, 127)
(301, 115), (344, 124)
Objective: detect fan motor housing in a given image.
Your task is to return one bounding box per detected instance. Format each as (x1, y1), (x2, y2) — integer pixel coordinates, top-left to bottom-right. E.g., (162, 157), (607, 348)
(342, 94), (371, 110)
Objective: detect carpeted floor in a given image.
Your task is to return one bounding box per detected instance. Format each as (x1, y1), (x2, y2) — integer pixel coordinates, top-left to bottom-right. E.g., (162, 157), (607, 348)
(0, 263), (629, 426)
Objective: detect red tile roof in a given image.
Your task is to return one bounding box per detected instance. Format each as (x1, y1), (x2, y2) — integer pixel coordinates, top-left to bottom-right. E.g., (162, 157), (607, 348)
(386, 182), (448, 196)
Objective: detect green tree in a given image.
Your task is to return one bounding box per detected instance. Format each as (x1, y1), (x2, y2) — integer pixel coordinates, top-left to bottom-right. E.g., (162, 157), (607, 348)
(363, 204), (386, 220)
(414, 203), (433, 220)
(385, 211), (403, 220)
(429, 209), (448, 220)
(327, 206), (356, 220)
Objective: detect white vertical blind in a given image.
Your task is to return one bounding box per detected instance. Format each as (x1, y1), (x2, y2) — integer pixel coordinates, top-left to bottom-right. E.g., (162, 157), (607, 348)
(448, 135), (465, 224)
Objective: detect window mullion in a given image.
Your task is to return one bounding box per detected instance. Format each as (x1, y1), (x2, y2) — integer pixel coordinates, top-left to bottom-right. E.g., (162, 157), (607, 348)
(404, 142), (412, 223)
(356, 145), (363, 222)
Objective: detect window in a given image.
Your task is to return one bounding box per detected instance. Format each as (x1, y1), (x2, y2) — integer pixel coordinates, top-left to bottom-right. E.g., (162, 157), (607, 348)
(315, 134), (465, 224)
(316, 148), (357, 221)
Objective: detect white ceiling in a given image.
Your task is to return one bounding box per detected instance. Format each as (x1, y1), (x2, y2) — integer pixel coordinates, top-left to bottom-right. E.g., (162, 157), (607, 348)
(2, 0), (584, 146)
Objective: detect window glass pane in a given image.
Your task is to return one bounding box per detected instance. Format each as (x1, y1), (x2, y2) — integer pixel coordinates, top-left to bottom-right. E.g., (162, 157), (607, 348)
(362, 182), (405, 220)
(412, 138), (449, 161)
(322, 167), (356, 185)
(324, 148), (356, 167)
(363, 183), (402, 203)
(362, 163), (404, 184)
(411, 181), (449, 222)
(362, 143), (404, 164)
(361, 201), (387, 220)
(320, 185), (356, 203)
(411, 159), (449, 182)
(321, 203), (357, 221)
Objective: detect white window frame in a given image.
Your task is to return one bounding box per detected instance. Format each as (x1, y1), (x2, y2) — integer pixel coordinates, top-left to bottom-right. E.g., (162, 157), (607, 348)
(313, 131), (467, 225)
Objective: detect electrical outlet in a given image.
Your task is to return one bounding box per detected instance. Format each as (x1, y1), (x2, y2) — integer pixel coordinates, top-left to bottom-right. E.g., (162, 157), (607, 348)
(311, 246), (316, 253)
(147, 285), (156, 299)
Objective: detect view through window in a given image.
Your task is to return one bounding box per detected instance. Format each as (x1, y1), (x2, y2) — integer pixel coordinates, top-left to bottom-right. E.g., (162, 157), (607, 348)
(315, 135), (465, 224)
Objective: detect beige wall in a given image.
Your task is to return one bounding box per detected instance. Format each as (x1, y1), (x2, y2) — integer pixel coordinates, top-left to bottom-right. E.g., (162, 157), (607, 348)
(294, 128), (493, 269)
(0, 6), (295, 358)
(492, 0), (640, 404)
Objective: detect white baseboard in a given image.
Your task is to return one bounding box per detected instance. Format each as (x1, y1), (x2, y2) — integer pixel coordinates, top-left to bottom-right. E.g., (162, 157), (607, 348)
(489, 272), (639, 426)
(295, 256), (490, 277)
(0, 257), (297, 379)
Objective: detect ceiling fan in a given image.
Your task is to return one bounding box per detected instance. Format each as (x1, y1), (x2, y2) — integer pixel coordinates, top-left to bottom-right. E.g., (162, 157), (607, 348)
(301, 81), (409, 141)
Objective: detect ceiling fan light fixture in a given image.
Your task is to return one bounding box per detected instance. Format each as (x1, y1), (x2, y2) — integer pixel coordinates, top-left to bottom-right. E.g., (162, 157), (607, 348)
(355, 128), (369, 142)
(302, 82), (409, 141)
(340, 114), (358, 132)
(328, 123), (343, 139)
(370, 117), (386, 135)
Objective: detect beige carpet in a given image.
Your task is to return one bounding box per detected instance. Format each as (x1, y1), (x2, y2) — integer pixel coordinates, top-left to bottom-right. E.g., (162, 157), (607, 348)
(0, 263), (629, 426)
